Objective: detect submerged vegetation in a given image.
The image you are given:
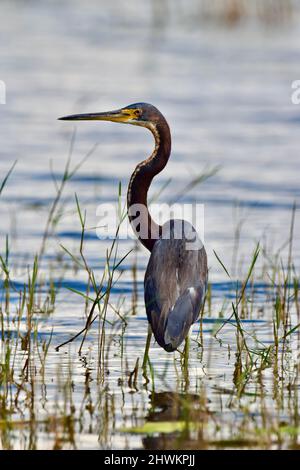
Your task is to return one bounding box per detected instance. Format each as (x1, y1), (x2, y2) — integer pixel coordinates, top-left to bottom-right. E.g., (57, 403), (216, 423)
(0, 152), (299, 450)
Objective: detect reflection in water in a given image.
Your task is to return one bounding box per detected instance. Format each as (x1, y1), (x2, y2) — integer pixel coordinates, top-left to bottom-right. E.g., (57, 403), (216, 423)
(142, 391), (208, 450)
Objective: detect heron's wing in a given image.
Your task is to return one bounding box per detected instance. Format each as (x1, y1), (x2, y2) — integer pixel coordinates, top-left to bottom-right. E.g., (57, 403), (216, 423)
(178, 245), (208, 322)
(144, 234), (207, 351)
(144, 274), (162, 330)
(162, 284), (204, 349)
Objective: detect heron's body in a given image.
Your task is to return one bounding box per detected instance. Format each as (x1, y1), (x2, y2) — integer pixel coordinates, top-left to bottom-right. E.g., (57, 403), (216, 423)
(145, 220), (207, 351)
(59, 102), (208, 352)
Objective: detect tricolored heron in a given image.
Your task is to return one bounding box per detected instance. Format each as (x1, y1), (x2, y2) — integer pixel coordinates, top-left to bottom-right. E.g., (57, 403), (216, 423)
(59, 103), (208, 355)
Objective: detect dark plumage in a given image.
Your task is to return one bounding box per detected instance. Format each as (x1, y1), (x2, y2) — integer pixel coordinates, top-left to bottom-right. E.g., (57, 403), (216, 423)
(144, 220), (207, 351)
(59, 102), (208, 353)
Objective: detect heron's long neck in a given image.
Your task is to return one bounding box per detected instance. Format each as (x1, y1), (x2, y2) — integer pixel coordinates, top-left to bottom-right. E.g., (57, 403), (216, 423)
(127, 120), (171, 252)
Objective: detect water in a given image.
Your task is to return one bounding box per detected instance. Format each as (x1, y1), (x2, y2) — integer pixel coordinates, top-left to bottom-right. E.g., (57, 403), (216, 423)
(0, 0), (300, 449)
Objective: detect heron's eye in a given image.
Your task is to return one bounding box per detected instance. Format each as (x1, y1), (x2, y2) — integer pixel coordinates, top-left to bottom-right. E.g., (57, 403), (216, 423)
(134, 109), (142, 118)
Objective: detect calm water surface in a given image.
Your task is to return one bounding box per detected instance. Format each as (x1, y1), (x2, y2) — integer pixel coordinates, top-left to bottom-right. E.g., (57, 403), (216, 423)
(0, 0), (300, 449)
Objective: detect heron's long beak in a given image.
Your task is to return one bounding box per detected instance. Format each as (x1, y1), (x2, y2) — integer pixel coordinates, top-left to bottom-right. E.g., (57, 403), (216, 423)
(58, 108), (137, 123)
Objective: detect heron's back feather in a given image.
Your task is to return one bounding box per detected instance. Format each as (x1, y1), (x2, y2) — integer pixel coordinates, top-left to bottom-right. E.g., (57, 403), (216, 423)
(144, 220), (207, 351)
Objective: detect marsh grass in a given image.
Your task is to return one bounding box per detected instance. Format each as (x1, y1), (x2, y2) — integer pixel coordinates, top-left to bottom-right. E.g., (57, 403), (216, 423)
(0, 158), (299, 450)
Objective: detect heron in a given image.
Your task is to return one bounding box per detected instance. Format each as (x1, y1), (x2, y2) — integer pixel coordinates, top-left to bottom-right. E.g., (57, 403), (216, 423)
(59, 103), (208, 357)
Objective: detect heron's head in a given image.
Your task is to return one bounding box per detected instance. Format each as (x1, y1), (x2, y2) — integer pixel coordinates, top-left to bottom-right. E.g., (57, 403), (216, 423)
(58, 102), (164, 129)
